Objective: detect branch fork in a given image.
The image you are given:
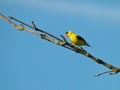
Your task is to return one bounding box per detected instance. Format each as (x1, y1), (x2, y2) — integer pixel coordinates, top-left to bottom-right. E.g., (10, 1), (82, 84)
(0, 13), (120, 77)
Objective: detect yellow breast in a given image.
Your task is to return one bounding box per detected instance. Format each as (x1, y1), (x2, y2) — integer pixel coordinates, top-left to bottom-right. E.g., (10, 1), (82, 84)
(69, 33), (85, 46)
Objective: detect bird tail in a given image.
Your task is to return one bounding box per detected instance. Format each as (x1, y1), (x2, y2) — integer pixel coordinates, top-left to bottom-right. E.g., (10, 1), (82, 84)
(86, 43), (90, 47)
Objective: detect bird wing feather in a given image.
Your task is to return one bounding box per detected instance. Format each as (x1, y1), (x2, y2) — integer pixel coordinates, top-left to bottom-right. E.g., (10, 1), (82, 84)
(76, 35), (90, 46)
(76, 35), (86, 43)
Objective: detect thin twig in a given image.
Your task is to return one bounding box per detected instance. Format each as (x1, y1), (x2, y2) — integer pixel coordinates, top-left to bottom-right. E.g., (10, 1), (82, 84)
(0, 13), (12, 24)
(9, 16), (63, 42)
(32, 21), (37, 30)
(61, 35), (67, 43)
(1, 13), (120, 76)
(95, 70), (113, 77)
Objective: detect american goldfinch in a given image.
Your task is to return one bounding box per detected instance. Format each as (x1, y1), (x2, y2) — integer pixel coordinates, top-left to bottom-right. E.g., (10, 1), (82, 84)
(64, 31), (90, 47)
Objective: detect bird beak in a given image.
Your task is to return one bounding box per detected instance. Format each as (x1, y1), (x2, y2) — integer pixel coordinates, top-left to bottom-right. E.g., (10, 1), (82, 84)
(64, 34), (67, 37)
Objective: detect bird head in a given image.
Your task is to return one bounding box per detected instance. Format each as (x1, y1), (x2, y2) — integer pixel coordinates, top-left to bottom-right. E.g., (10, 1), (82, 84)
(64, 30), (73, 37)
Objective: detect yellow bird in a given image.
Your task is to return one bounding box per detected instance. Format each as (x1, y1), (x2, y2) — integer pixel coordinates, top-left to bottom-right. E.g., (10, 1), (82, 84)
(64, 30), (90, 47)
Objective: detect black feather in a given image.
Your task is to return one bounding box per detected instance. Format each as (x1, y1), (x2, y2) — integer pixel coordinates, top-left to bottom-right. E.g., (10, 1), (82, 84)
(76, 35), (90, 47)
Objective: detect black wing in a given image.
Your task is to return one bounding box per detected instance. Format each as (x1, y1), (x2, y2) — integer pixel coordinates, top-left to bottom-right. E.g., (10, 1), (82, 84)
(76, 35), (90, 46)
(76, 35), (86, 43)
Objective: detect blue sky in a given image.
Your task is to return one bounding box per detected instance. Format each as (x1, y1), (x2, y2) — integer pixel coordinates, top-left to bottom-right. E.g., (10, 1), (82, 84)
(0, 0), (120, 90)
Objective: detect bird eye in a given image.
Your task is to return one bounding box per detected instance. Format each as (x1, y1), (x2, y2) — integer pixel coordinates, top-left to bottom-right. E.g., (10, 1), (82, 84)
(65, 32), (68, 34)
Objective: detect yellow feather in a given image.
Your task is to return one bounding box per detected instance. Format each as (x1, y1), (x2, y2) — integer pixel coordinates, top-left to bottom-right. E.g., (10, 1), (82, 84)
(65, 31), (89, 47)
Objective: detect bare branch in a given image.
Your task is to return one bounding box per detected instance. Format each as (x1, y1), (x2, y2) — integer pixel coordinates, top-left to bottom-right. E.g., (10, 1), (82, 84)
(9, 16), (63, 42)
(95, 70), (113, 77)
(0, 13), (12, 24)
(1, 13), (120, 76)
(32, 21), (37, 30)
